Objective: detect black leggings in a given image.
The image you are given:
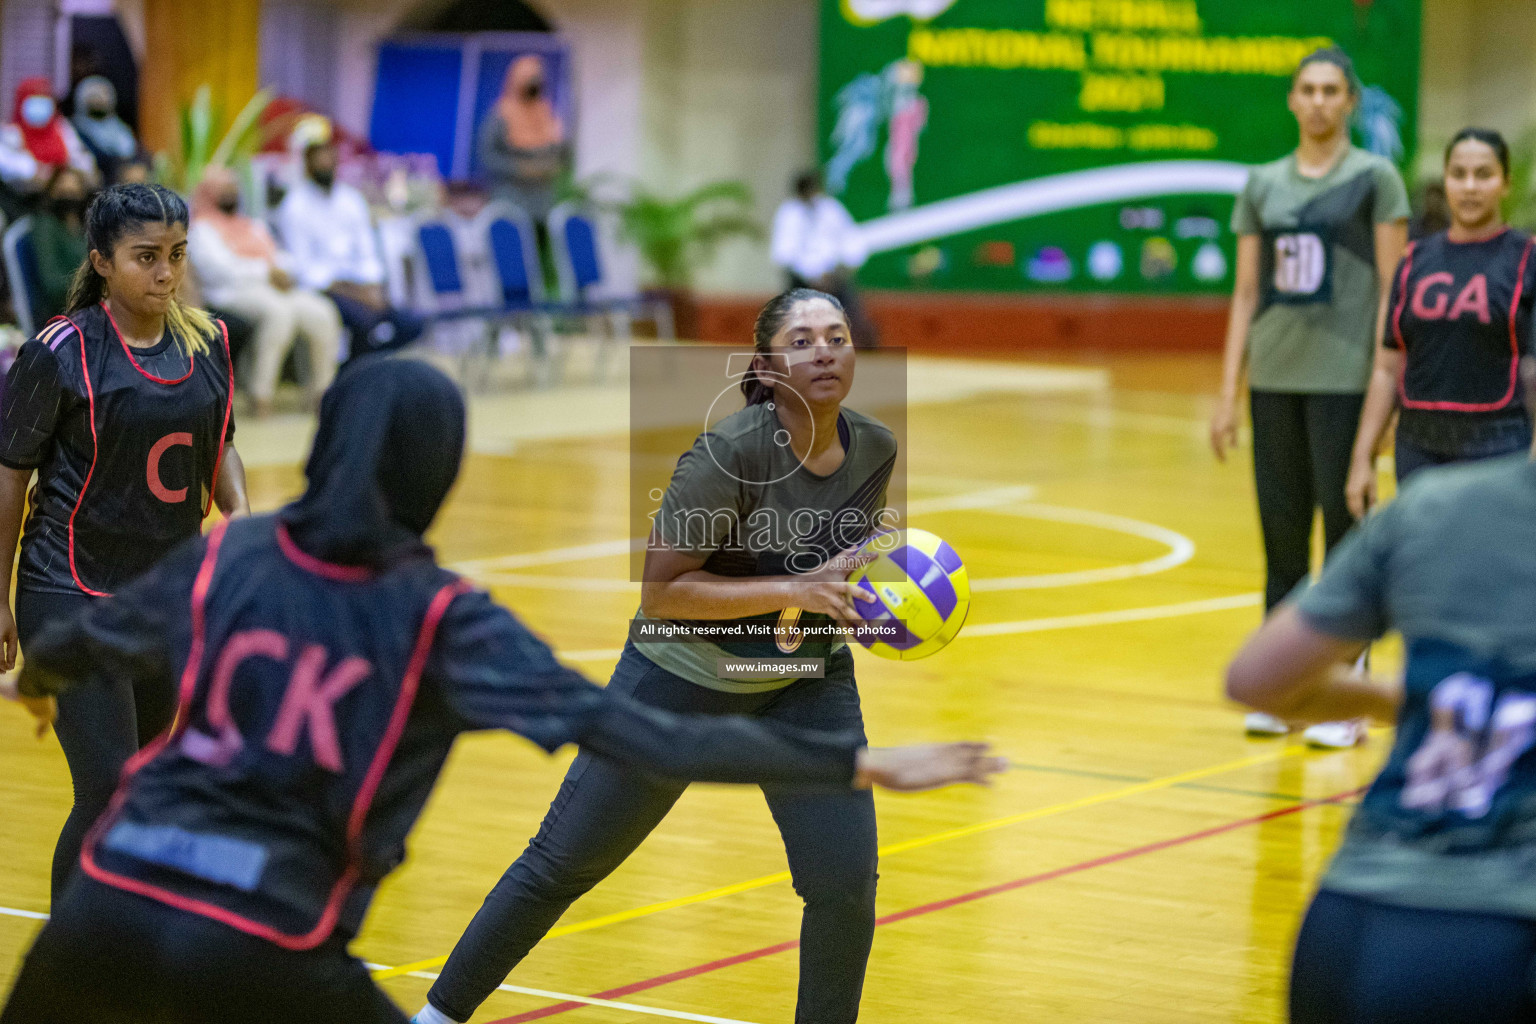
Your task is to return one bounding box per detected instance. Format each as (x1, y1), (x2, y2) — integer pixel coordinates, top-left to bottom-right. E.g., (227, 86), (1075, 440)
(1249, 391), (1365, 611)
(1292, 889), (1536, 1023)
(15, 588), (177, 907)
(428, 642), (878, 1024)
(1, 875), (406, 1023)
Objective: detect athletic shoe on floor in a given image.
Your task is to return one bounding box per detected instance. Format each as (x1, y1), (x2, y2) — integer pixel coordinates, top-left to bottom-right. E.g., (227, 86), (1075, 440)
(1304, 720), (1367, 749)
(1245, 711), (1289, 736)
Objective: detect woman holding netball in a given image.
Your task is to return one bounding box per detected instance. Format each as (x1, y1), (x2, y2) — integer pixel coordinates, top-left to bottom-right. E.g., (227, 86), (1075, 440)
(0, 358), (999, 1023)
(418, 288), (897, 1024)
(1346, 128), (1533, 515)
(0, 183), (247, 905)
(1227, 361), (1536, 1023)
(1210, 46), (1410, 746)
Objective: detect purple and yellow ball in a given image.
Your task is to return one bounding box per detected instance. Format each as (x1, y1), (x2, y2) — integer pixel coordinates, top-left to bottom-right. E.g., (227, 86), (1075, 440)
(848, 528), (970, 661)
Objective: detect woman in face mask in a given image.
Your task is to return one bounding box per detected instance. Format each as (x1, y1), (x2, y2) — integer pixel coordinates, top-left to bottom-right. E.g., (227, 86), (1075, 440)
(70, 76), (139, 184)
(30, 166), (91, 321)
(0, 78), (98, 198)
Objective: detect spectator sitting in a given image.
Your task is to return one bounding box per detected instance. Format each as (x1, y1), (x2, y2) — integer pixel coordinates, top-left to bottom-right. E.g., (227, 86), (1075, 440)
(29, 166), (91, 322)
(276, 134), (423, 360)
(113, 156), (151, 185)
(190, 166), (341, 417)
(0, 78), (98, 216)
(770, 168), (878, 347)
(69, 76), (139, 184)
(478, 54), (571, 226)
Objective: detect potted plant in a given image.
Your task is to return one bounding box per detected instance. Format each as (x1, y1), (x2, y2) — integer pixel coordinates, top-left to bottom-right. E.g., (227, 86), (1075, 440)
(158, 84), (276, 196)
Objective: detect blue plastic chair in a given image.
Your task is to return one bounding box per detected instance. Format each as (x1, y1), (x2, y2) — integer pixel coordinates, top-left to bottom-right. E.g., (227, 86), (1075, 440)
(548, 203), (675, 339)
(3, 217), (42, 338)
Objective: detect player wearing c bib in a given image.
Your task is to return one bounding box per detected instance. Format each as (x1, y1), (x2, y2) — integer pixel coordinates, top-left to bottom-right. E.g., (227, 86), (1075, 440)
(0, 184), (248, 906)
(1347, 129), (1533, 517)
(1227, 364), (1536, 1020)
(1211, 47), (1409, 746)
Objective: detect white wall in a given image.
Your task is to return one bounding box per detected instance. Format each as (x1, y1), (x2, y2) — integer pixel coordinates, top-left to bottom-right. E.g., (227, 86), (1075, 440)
(1418, 0), (1536, 181)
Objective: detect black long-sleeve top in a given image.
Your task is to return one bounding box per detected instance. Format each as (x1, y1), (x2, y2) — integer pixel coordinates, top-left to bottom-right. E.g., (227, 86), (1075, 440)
(23, 515), (858, 948)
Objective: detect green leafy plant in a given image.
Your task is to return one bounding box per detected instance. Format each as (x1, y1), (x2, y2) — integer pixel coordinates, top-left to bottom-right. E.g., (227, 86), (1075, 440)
(161, 85), (276, 194)
(1505, 125), (1536, 231)
(565, 178), (763, 291)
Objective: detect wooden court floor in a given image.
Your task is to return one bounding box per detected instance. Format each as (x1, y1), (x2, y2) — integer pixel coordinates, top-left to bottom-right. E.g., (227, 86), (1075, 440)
(0, 350), (1394, 1023)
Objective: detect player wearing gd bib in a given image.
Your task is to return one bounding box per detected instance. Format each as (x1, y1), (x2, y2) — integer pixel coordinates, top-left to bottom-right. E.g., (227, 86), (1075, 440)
(1227, 362), (1536, 1023)
(422, 289), (897, 1024)
(1211, 46), (1409, 746)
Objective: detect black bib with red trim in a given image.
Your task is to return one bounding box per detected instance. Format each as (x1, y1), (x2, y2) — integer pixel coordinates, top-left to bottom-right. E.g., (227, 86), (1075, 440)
(82, 517), (464, 948)
(16, 303), (233, 596)
(1388, 229), (1536, 416)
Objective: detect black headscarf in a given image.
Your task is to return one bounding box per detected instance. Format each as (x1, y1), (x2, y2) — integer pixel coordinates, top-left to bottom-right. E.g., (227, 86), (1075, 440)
(279, 359), (466, 569)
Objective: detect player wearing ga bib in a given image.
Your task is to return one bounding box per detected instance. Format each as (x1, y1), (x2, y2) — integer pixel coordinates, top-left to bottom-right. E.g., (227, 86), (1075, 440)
(0, 302), (235, 597)
(1385, 229), (1535, 465)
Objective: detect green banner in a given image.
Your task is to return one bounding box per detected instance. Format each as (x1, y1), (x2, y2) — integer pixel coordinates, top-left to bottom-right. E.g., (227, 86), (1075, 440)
(819, 0), (1420, 293)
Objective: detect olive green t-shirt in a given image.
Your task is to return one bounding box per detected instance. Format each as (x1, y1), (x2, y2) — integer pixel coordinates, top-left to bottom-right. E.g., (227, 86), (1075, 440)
(1231, 147), (1410, 393)
(636, 403), (898, 692)
(1295, 454), (1536, 919)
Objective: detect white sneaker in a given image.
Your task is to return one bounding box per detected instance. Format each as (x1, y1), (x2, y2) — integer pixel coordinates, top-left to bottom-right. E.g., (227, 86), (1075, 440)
(1304, 720), (1367, 749)
(1245, 712), (1289, 737)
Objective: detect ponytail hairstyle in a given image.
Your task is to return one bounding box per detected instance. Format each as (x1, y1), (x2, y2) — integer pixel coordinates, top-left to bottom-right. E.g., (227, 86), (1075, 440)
(1445, 127), (1511, 179)
(740, 287), (847, 406)
(1291, 45), (1361, 97)
(64, 183), (215, 355)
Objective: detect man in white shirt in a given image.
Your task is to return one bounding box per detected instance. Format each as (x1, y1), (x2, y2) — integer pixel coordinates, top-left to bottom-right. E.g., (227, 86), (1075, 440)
(276, 138), (423, 360)
(770, 170), (878, 346)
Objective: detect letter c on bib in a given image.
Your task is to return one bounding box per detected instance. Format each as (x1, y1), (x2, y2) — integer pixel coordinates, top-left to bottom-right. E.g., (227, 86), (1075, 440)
(147, 432), (193, 503)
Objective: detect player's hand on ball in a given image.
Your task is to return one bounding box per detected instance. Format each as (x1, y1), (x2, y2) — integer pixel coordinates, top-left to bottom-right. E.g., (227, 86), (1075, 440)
(801, 542), (875, 621)
(855, 742), (1008, 791)
(0, 671), (55, 740)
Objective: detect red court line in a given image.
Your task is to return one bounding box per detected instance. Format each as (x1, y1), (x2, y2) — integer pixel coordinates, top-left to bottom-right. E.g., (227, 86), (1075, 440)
(488, 787), (1363, 1023)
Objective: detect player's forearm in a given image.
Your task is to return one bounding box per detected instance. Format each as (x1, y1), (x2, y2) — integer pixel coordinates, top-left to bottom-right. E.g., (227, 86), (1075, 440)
(1246, 664), (1401, 726)
(1351, 354), (1403, 464)
(213, 446), (250, 518)
(640, 574), (802, 620)
(1218, 290), (1256, 404)
(0, 466), (31, 596)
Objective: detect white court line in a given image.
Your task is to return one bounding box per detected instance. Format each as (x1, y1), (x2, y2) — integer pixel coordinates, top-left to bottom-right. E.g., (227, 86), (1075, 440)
(0, 905), (47, 921)
(971, 503), (1194, 590)
(558, 593), (1264, 663)
(964, 593), (1262, 637)
(360, 964), (760, 1024)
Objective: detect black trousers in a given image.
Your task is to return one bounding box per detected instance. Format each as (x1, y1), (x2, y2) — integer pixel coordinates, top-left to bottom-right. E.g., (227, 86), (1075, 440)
(1291, 889), (1536, 1023)
(15, 588), (177, 908)
(1248, 391), (1365, 611)
(1, 875), (406, 1023)
(429, 642), (878, 1024)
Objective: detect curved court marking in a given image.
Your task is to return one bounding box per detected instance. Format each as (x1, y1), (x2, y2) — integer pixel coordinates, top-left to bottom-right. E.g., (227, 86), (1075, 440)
(483, 786), (1364, 1024)
(369, 743), (1310, 981)
(968, 502), (1194, 591)
(455, 487), (1199, 597)
(555, 592), (1262, 663)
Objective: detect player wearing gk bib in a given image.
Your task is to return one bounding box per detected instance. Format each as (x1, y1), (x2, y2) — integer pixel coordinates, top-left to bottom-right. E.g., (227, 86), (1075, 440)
(1347, 129), (1533, 518)
(1211, 47), (1409, 746)
(0, 360), (999, 1024)
(1227, 364), (1536, 1022)
(0, 183), (248, 907)
(421, 289), (898, 1024)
